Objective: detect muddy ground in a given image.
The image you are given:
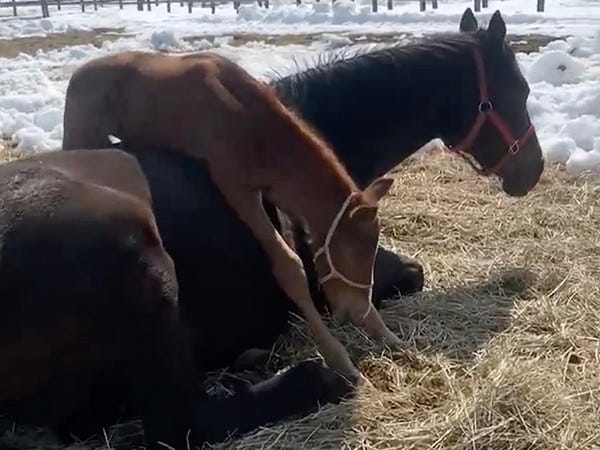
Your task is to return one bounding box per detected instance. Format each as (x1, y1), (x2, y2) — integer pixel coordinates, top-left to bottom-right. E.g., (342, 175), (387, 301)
(0, 26), (563, 59)
(185, 31), (563, 53)
(0, 27), (127, 58)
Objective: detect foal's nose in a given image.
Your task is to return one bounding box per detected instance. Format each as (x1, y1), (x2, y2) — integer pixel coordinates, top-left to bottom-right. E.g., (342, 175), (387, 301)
(361, 308), (401, 346)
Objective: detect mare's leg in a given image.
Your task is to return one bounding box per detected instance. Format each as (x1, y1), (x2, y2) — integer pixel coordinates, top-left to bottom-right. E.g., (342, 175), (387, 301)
(207, 174), (359, 381)
(194, 360), (354, 443)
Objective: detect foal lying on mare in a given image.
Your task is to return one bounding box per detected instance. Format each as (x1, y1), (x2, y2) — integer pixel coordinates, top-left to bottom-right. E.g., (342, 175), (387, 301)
(0, 148), (353, 449)
(62, 51), (400, 379)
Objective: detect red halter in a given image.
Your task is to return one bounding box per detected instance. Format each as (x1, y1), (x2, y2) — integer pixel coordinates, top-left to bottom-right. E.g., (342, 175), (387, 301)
(447, 49), (536, 177)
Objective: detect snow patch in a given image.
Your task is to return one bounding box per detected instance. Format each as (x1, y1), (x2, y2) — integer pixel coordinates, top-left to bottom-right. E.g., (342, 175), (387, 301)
(543, 138), (577, 164)
(528, 51), (586, 86)
(150, 30), (183, 51)
(566, 148), (600, 175)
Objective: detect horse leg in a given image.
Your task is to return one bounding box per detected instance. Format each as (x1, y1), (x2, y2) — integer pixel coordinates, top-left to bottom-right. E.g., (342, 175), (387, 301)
(207, 177), (360, 381)
(193, 360), (354, 443)
(372, 248), (424, 307)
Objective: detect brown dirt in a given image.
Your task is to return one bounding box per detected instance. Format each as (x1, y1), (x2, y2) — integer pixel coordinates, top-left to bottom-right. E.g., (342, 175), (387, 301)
(184, 32), (563, 53)
(0, 27), (559, 59)
(0, 28), (127, 58)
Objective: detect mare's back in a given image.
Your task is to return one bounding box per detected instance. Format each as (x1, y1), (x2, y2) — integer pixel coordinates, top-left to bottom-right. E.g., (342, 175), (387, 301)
(0, 151), (155, 340)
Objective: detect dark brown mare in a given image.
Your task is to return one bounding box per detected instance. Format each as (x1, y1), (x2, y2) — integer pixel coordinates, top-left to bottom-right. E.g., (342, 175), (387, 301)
(0, 148), (353, 449)
(62, 10), (543, 372)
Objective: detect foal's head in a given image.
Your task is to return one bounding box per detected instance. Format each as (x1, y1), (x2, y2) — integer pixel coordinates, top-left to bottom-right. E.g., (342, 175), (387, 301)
(449, 8), (544, 196)
(312, 176), (399, 345)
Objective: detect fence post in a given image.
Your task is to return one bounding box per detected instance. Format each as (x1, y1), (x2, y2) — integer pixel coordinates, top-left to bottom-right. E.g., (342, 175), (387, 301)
(210, 0), (215, 12)
(167, 0), (171, 12)
(56, 0), (61, 10)
(431, 0), (437, 8)
(40, 0), (49, 17)
(80, 0), (85, 11)
(137, 0), (143, 10)
(118, 0), (123, 8)
(473, 0), (480, 12)
(372, 0), (377, 12)
(11, 0), (17, 15)
(482, 0), (488, 7)
(387, 0), (392, 10)
(93, 0), (98, 11)
(146, 0), (151, 11)
(419, 0), (425, 11)
(537, 0), (544, 12)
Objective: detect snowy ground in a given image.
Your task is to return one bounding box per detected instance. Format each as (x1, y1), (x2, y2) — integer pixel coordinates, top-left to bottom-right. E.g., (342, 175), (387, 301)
(0, 0), (599, 174)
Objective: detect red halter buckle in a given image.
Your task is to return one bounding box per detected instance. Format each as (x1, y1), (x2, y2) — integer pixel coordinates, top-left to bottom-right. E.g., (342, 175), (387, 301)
(448, 48), (536, 177)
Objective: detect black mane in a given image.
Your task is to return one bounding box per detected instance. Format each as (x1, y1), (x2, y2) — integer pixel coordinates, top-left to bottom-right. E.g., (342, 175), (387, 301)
(271, 30), (498, 187)
(277, 30), (484, 94)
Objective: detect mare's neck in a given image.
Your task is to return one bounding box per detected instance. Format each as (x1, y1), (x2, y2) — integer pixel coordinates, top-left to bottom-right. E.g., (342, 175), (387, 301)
(274, 41), (476, 188)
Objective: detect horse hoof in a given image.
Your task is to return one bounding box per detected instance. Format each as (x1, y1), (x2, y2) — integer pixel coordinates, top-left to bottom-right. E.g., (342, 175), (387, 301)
(231, 348), (271, 371)
(383, 331), (402, 347)
(294, 360), (357, 403)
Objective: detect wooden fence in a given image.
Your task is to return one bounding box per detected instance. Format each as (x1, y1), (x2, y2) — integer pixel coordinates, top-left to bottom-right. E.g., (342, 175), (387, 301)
(0, 0), (546, 19)
(418, 0), (545, 12)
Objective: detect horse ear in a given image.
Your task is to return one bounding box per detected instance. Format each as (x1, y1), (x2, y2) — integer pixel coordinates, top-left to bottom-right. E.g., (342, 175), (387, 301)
(459, 8), (478, 32)
(363, 176), (394, 203)
(349, 204), (378, 222)
(488, 10), (507, 42)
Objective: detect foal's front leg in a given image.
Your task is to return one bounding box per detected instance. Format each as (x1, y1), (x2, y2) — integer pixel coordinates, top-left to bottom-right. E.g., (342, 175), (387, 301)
(208, 175), (360, 381)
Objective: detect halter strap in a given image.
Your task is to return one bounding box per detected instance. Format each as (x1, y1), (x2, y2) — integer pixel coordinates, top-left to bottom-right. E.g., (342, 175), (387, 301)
(311, 193), (375, 321)
(448, 48), (536, 176)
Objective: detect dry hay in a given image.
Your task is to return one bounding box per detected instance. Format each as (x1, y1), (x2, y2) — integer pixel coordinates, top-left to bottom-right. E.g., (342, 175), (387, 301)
(214, 149), (600, 450)
(0, 139), (21, 163)
(1, 149), (599, 449)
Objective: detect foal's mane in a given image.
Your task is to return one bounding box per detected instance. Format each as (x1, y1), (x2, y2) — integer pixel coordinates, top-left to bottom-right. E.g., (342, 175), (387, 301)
(258, 81), (360, 194)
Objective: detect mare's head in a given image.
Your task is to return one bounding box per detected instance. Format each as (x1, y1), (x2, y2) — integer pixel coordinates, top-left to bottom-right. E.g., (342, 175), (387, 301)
(312, 176), (400, 345)
(449, 8), (544, 196)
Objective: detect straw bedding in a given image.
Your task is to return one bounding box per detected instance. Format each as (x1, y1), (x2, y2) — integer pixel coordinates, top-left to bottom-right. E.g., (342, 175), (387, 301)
(0, 148), (598, 449)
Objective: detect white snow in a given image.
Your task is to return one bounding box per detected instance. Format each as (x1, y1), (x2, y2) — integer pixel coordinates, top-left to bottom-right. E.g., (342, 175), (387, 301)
(0, 0), (599, 174)
(527, 50), (586, 85)
(2, 0), (600, 40)
(150, 29), (184, 51)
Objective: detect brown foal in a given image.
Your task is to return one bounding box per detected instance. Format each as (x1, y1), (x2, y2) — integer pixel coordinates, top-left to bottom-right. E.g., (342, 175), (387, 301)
(62, 51), (400, 378)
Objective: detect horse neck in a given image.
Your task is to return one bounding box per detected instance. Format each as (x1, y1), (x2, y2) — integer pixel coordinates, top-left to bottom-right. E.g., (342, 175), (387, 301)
(274, 41), (477, 188)
(266, 115), (357, 243)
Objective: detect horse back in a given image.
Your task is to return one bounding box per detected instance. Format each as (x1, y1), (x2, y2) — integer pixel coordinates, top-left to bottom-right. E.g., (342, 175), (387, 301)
(0, 149), (177, 419)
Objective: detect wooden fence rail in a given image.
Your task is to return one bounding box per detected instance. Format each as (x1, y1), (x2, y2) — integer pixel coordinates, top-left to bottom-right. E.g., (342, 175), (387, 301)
(0, 0), (546, 19)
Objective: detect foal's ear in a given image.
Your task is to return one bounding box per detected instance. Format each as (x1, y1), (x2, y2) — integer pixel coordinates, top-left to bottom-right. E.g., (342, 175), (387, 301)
(459, 8), (478, 33)
(363, 176), (394, 203)
(349, 205), (378, 222)
(488, 10), (507, 43)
